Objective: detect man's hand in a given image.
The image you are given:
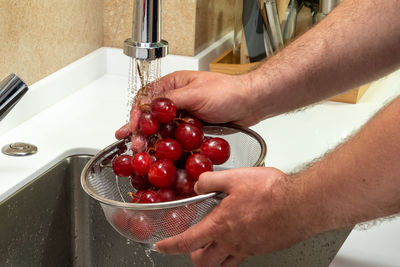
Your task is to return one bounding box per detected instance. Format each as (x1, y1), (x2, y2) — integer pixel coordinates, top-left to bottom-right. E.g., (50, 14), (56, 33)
(155, 167), (315, 267)
(157, 71), (260, 127)
(115, 71), (261, 151)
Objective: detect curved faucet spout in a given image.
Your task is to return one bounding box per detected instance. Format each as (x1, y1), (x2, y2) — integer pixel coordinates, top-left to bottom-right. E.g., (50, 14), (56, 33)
(0, 74), (28, 122)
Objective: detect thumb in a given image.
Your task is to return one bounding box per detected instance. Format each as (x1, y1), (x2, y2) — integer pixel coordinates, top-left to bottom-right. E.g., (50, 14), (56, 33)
(195, 170), (233, 195)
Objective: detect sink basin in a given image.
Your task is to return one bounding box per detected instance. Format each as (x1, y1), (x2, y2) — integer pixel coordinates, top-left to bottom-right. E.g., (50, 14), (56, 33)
(0, 155), (351, 266)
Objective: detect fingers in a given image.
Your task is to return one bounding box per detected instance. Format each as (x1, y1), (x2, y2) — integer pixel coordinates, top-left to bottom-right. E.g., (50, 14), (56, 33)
(195, 169), (237, 195)
(162, 86), (199, 111)
(115, 123), (130, 139)
(158, 71), (197, 92)
(115, 105), (142, 140)
(130, 133), (147, 153)
(190, 243), (230, 267)
(118, 71), (200, 148)
(129, 105), (142, 132)
(156, 213), (221, 255)
(157, 71), (202, 111)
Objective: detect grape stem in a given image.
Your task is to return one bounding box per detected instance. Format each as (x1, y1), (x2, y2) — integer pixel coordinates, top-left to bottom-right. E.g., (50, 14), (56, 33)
(136, 61), (147, 96)
(99, 163), (112, 168)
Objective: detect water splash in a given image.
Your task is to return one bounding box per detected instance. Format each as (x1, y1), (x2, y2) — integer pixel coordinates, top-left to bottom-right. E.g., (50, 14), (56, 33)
(144, 249), (155, 267)
(127, 58), (162, 123)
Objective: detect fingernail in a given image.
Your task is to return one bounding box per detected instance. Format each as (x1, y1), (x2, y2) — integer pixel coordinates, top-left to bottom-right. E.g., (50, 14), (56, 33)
(194, 182), (199, 194)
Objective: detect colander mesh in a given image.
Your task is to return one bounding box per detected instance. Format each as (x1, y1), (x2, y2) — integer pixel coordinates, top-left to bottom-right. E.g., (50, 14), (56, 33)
(82, 124), (266, 246)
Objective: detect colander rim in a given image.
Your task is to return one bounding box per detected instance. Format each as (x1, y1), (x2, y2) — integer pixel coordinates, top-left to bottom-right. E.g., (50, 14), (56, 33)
(80, 123), (267, 210)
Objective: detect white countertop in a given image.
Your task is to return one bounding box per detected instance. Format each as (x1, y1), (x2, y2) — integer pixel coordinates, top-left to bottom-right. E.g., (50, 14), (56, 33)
(1, 44), (400, 266)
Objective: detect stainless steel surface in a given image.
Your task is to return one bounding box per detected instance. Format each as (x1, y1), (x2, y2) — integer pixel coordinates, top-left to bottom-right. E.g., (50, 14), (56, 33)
(123, 0), (168, 60)
(131, 0), (161, 43)
(0, 74), (28, 122)
(123, 38), (168, 60)
(263, 0), (284, 52)
(282, 0), (298, 43)
(319, 0), (340, 14)
(2, 142), (38, 156)
(81, 124), (267, 249)
(0, 155), (353, 266)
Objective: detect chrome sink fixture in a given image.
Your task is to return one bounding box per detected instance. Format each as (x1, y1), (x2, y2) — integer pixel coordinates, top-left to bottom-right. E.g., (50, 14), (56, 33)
(123, 0), (168, 112)
(0, 74), (38, 157)
(123, 0), (168, 60)
(0, 155), (352, 266)
(0, 74), (28, 122)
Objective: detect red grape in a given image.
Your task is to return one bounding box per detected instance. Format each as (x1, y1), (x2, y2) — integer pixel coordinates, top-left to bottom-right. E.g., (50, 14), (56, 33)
(175, 123), (204, 150)
(155, 138), (182, 162)
(130, 174), (151, 190)
(131, 152), (153, 176)
(174, 151), (191, 169)
(148, 159), (177, 188)
(186, 154), (213, 181)
(112, 155), (133, 177)
(129, 213), (155, 240)
(158, 188), (176, 202)
(112, 209), (130, 232)
(181, 115), (203, 129)
(151, 97), (177, 123)
(112, 98), (232, 210)
(200, 137), (231, 165)
(139, 111), (160, 136)
(138, 190), (161, 203)
(162, 207), (195, 237)
(159, 122), (176, 139)
(172, 169), (195, 196)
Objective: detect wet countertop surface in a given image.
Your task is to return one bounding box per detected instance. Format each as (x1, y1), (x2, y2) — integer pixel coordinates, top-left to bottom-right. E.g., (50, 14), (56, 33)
(1, 47), (400, 266)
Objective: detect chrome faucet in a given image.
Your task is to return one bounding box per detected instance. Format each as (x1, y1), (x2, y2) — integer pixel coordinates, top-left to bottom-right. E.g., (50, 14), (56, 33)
(123, 0), (168, 60)
(0, 74), (28, 122)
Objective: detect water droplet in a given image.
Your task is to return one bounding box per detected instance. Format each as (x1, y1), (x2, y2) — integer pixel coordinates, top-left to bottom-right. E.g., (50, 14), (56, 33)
(144, 249), (155, 267)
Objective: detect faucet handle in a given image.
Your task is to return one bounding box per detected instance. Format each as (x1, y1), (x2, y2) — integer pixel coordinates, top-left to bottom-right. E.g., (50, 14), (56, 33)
(0, 74), (28, 122)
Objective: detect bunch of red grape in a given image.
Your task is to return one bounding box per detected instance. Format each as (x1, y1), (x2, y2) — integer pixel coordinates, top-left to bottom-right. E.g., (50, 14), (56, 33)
(112, 97), (231, 204)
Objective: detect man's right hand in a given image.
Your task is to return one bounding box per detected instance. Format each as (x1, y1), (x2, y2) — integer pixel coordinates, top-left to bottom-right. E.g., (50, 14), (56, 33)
(115, 71), (261, 151)
(157, 71), (259, 126)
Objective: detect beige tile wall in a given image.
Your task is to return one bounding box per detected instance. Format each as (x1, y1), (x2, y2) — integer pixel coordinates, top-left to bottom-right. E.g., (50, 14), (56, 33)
(104, 0), (234, 56)
(0, 0), (233, 86)
(0, 0), (103, 85)
(104, 0), (197, 56)
(195, 0), (234, 54)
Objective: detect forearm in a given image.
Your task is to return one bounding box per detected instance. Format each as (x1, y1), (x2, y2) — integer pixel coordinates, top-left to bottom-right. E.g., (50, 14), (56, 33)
(294, 95), (400, 234)
(246, 0), (400, 119)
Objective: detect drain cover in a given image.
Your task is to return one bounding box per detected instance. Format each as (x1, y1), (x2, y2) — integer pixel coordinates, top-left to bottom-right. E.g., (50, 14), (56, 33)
(2, 142), (38, 156)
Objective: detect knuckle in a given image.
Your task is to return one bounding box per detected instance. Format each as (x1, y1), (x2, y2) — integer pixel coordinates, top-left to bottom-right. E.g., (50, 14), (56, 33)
(207, 213), (227, 239)
(176, 234), (193, 253)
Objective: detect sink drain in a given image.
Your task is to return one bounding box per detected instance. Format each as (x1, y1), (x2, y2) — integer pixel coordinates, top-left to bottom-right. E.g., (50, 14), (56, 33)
(2, 142), (38, 156)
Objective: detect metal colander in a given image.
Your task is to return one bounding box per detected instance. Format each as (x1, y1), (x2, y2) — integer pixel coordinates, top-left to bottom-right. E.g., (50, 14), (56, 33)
(81, 124), (267, 250)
